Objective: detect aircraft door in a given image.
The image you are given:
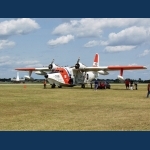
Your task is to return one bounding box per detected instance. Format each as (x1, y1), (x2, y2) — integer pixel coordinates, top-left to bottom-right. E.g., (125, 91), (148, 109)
(75, 71), (84, 84)
(84, 73), (90, 83)
(68, 68), (74, 84)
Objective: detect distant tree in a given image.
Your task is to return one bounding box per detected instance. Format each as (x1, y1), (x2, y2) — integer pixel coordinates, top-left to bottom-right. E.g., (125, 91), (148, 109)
(114, 78), (120, 83)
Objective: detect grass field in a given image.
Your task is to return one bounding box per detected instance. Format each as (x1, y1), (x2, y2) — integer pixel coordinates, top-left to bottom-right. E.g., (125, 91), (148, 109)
(0, 83), (150, 131)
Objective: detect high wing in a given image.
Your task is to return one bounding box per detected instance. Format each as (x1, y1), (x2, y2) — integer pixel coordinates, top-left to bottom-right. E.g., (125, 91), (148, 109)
(107, 65), (147, 70)
(15, 67), (50, 71)
(15, 67), (51, 79)
(72, 65), (147, 72)
(72, 53), (147, 72)
(15, 59), (59, 72)
(72, 65), (147, 81)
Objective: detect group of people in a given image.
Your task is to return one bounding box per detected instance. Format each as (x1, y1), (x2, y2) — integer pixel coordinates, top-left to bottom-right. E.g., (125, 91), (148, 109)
(43, 78), (150, 98)
(125, 79), (150, 98)
(125, 79), (137, 90)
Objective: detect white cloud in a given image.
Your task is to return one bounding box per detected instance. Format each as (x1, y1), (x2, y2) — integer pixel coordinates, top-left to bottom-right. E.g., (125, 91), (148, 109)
(16, 60), (40, 65)
(104, 46), (136, 52)
(0, 56), (43, 68)
(107, 26), (150, 46)
(0, 56), (10, 63)
(139, 49), (150, 57)
(84, 40), (108, 48)
(52, 18), (150, 38)
(128, 63), (138, 66)
(0, 18), (40, 38)
(92, 26), (150, 53)
(0, 40), (15, 50)
(47, 34), (74, 46)
(84, 40), (99, 47)
(16, 60), (43, 67)
(0, 56), (13, 66)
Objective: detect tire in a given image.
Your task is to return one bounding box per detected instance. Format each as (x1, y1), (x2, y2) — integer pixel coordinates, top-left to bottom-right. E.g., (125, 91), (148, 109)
(81, 84), (85, 88)
(51, 84), (56, 88)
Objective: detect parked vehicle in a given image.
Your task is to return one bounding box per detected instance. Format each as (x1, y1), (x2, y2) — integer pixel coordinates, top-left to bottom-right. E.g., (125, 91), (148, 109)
(98, 81), (110, 89)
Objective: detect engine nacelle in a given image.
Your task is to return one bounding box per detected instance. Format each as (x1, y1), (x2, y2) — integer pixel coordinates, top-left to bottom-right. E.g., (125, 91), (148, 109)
(44, 75), (48, 78)
(98, 70), (109, 75)
(48, 63), (58, 70)
(117, 75), (124, 81)
(75, 62), (86, 69)
(24, 75), (34, 80)
(35, 71), (47, 75)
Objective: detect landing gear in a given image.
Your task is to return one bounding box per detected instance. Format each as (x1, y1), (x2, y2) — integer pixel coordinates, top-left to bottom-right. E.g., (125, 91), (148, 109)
(51, 83), (56, 88)
(58, 85), (62, 88)
(81, 84), (85, 88)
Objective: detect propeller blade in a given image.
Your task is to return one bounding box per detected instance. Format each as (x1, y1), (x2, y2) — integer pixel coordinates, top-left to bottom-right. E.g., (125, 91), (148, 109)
(77, 57), (80, 64)
(48, 59), (55, 69)
(75, 57), (80, 69)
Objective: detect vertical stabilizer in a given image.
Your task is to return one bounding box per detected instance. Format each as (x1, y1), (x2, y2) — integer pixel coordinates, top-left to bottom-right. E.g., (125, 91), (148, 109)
(16, 72), (19, 80)
(93, 53), (99, 67)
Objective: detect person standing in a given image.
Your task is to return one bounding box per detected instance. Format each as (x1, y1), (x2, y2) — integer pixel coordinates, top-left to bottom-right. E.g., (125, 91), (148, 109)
(44, 79), (47, 89)
(90, 81), (93, 89)
(130, 80), (133, 90)
(125, 79), (129, 89)
(94, 79), (98, 91)
(147, 83), (150, 98)
(134, 81), (138, 90)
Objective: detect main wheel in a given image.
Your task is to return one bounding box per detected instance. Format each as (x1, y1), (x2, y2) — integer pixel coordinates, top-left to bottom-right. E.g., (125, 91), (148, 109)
(81, 84), (85, 88)
(51, 84), (56, 88)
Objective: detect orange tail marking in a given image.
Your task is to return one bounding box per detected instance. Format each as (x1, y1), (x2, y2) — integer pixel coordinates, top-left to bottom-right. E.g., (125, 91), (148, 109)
(93, 53), (99, 67)
(94, 53), (98, 63)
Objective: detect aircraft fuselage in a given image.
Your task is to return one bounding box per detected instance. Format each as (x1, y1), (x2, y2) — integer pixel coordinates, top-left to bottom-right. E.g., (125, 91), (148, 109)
(46, 67), (96, 87)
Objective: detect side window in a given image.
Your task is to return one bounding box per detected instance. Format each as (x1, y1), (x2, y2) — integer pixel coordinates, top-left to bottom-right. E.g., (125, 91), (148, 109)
(86, 74), (89, 80)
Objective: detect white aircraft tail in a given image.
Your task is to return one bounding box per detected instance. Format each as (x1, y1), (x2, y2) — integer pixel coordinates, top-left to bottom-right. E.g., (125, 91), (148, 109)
(93, 53), (99, 67)
(16, 72), (19, 80)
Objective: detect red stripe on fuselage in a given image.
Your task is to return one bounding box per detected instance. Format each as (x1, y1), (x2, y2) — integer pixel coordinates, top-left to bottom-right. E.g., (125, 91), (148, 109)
(54, 67), (70, 84)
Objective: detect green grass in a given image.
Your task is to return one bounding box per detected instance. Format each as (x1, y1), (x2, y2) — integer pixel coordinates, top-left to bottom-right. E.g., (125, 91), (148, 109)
(0, 83), (150, 131)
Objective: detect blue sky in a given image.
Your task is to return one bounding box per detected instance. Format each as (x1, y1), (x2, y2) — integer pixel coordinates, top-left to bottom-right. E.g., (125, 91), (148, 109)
(0, 18), (149, 80)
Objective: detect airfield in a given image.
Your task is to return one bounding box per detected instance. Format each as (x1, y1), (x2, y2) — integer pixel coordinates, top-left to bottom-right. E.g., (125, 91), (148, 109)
(0, 83), (150, 131)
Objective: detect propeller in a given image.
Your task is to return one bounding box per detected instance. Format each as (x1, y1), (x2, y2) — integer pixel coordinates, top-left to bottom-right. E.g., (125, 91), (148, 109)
(48, 59), (54, 70)
(75, 57), (80, 69)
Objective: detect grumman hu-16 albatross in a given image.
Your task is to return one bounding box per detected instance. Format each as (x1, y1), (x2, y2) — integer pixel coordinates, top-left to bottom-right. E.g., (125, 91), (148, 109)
(15, 53), (147, 88)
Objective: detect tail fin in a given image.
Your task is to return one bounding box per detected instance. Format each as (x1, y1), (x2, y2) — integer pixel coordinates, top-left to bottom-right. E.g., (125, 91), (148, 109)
(93, 53), (99, 67)
(16, 72), (19, 80)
